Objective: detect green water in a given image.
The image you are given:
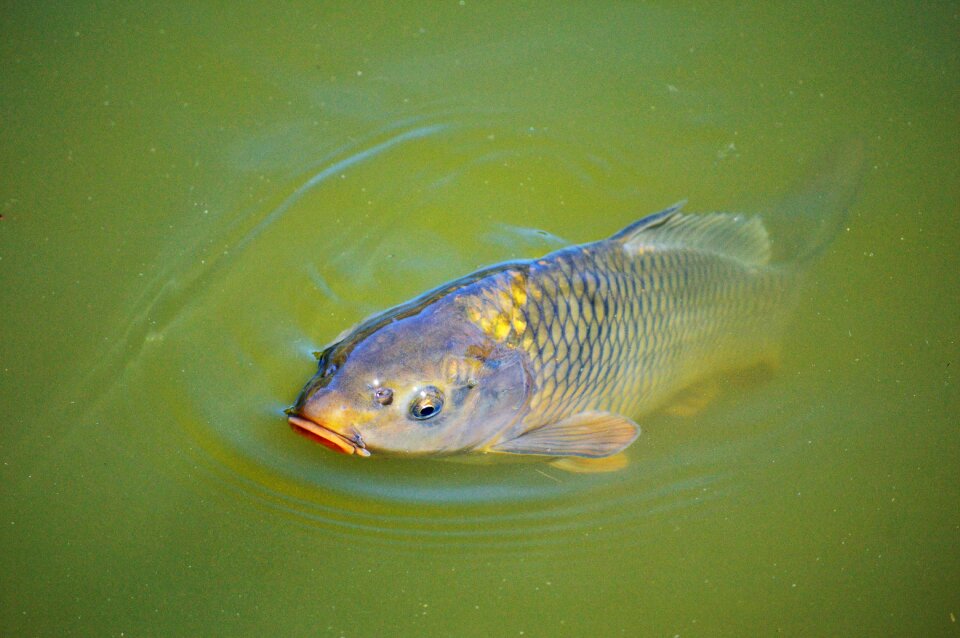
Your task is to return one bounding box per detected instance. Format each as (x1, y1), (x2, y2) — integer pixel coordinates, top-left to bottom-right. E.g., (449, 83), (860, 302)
(2, 3), (958, 636)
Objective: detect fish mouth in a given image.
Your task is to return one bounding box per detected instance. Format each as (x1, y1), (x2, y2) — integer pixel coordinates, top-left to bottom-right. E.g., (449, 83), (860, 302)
(287, 415), (371, 457)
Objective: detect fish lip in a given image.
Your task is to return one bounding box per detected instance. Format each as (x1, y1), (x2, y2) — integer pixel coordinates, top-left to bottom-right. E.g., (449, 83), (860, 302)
(287, 415), (371, 457)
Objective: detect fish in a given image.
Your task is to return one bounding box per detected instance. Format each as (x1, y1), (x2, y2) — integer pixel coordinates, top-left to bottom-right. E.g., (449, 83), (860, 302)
(287, 144), (862, 471)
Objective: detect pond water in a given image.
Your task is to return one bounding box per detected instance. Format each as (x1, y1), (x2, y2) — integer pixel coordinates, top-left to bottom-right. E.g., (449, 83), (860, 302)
(2, 3), (958, 636)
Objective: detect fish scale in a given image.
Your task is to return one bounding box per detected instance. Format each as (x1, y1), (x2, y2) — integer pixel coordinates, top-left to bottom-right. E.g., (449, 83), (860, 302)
(455, 228), (794, 434)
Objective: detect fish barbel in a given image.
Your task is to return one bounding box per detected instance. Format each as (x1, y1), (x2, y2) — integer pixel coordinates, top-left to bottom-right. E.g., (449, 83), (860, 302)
(287, 146), (861, 470)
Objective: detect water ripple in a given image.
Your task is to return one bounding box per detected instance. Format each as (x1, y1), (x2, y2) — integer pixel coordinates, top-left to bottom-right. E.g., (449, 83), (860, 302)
(79, 113), (763, 553)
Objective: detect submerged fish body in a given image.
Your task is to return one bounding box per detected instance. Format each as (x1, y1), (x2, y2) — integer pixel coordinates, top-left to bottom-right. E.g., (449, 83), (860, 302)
(288, 202), (813, 464)
(289, 139), (867, 468)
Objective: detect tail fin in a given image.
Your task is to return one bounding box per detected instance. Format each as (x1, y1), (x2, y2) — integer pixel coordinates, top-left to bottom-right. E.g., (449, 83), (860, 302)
(766, 139), (866, 265)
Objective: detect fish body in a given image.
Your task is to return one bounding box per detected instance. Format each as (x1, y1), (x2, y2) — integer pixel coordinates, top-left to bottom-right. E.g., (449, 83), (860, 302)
(288, 203), (805, 462)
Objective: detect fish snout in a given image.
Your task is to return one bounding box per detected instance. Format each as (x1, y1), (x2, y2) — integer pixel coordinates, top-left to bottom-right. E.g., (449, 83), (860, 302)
(287, 414), (370, 457)
(286, 389), (371, 457)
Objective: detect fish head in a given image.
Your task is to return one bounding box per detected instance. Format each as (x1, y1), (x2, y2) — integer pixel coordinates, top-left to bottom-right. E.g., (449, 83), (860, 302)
(288, 307), (531, 457)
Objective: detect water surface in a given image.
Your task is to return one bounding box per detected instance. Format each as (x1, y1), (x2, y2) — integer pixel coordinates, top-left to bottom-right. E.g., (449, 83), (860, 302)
(2, 3), (958, 636)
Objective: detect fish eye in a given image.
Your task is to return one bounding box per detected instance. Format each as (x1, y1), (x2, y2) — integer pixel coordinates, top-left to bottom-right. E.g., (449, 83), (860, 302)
(373, 387), (393, 406)
(410, 386), (444, 421)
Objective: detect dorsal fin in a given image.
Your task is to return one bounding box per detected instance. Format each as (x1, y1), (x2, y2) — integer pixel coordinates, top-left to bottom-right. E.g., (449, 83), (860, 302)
(614, 204), (771, 266)
(609, 201), (686, 241)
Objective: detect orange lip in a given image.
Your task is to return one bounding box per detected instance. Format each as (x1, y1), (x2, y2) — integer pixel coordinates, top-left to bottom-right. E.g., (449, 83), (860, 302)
(287, 415), (371, 457)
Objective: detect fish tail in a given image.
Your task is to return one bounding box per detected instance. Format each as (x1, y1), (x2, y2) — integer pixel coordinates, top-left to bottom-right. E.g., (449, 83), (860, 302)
(766, 139), (866, 265)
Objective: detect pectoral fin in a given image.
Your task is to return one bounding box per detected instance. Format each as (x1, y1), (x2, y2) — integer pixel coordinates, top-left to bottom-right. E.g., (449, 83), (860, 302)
(492, 411), (640, 458)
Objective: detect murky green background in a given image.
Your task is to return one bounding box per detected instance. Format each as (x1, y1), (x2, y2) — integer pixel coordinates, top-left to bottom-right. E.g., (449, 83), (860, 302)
(2, 3), (958, 636)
